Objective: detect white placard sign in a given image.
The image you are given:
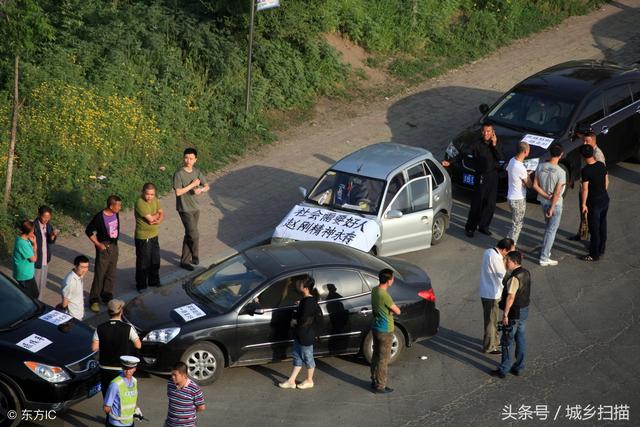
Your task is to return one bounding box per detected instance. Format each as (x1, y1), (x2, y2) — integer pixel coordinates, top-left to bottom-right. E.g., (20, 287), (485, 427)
(16, 334), (53, 353)
(39, 310), (73, 326)
(522, 134), (554, 149)
(272, 204), (380, 252)
(257, 0), (280, 11)
(174, 304), (206, 322)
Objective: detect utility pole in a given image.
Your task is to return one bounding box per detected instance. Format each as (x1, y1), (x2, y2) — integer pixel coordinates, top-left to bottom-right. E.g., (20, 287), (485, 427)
(245, 0), (256, 116)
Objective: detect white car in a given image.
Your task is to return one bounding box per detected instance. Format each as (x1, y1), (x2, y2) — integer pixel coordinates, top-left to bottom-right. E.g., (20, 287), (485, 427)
(273, 143), (453, 256)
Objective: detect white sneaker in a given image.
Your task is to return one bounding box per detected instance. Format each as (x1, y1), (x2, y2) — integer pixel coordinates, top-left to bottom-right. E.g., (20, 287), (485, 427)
(539, 259), (558, 266)
(278, 381), (296, 389)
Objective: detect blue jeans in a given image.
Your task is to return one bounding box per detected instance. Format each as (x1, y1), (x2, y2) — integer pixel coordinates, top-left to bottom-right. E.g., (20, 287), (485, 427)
(292, 340), (315, 368)
(499, 307), (528, 374)
(540, 202), (563, 261)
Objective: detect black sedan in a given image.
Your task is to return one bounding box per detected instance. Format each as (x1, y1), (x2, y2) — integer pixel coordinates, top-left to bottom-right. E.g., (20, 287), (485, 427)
(124, 241), (439, 385)
(444, 60), (640, 194)
(0, 273), (100, 427)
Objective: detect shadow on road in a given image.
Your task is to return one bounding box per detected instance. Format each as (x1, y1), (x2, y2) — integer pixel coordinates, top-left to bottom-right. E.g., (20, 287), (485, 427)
(387, 86), (502, 153)
(421, 326), (498, 372)
(209, 165), (316, 248)
(591, 1), (640, 64)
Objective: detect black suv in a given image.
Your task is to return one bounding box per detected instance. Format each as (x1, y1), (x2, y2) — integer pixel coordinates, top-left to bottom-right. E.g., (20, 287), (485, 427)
(444, 60), (640, 193)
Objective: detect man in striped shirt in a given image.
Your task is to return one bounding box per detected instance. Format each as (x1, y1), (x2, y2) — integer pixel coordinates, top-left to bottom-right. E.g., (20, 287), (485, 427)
(166, 362), (206, 427)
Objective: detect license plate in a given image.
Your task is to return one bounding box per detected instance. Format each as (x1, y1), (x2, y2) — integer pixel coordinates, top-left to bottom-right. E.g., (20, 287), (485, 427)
(88, 382), (101, 397)
(463, 173), (475, 186)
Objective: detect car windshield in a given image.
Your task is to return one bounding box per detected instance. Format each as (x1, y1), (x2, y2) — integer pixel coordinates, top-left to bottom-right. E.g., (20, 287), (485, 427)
(487, 90), (578, 136)
(189, 255), (266, 311)
(306, 170), (385, 215)
(0, 274), (38, 329)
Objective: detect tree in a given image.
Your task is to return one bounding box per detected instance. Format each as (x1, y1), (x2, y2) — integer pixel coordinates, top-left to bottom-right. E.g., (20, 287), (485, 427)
(0, 0), (53, 210)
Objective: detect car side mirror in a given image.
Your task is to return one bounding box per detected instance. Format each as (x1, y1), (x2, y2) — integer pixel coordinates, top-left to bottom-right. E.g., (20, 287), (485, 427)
(298, 186), (307, 198)
(385, 209), (403, 219)
(244, 302), (265, 316)
(478, 104), (489, 114)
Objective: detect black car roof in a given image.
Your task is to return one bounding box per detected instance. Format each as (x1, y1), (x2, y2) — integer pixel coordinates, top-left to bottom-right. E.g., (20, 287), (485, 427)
(515, 60), (640, 100)
(243, 241), (389, 278)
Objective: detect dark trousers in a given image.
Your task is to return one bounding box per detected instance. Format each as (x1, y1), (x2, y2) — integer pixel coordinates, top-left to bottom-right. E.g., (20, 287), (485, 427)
(90, 243), (118, 304)
(587, 196), (609, 259)
(99, 368), (120, 399)
(179, 210), (200, 264)
(17, 278), (39, 300)
(370, 331), (393, 390)
(135, 236), (160, 290)
(466, 171), (498, 232)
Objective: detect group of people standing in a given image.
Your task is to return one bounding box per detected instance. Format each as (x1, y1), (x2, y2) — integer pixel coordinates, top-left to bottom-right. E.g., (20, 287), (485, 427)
(91, 299), (205, 426)
(10, 147), (210, 319)
(277, 269), (401, 394)
(465, 122), (609, 265)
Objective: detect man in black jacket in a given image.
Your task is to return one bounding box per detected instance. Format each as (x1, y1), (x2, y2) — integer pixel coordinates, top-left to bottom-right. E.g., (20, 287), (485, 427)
(91, 299), (142, 398)
(86, 195), (122, 313)
(465, 123), (504, 237)
(491, 251), (531, 378)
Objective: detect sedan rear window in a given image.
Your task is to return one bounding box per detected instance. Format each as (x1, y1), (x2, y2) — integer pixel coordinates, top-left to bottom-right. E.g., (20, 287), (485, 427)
(488, 90), (577, 136)
(0, 274), (38, 329)
(307, 170), (385, 215)
(190, 255), (266, 311)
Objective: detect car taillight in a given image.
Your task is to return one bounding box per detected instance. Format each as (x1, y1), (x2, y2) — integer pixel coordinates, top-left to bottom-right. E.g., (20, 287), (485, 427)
(418, 289), (436, 302)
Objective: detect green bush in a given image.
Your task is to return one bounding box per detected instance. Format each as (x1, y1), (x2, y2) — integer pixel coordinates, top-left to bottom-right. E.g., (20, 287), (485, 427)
(0, 0), (605, 253)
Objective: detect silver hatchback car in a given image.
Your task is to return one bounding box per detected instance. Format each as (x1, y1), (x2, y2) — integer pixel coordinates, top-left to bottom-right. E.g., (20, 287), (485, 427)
(295, 143), (453, 256)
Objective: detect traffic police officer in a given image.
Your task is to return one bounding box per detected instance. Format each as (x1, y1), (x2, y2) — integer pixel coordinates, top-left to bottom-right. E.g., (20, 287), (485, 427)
(103, 355), (143, 426)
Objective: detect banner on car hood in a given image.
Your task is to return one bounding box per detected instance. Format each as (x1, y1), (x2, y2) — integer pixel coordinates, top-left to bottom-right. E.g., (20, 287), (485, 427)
(272, 204), (380, 252)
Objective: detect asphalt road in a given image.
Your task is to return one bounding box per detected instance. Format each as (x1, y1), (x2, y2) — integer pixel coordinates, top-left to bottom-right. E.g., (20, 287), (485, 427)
(25, 160), (640, 427)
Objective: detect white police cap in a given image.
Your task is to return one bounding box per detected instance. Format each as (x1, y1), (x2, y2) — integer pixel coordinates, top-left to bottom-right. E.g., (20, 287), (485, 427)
(120, 355), (140, 368)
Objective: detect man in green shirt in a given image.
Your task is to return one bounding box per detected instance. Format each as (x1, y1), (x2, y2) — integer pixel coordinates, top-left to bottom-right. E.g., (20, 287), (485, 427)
(134, 183), (164, 292)
(370, 268), (401, 394)
(173, 148), (209, 271)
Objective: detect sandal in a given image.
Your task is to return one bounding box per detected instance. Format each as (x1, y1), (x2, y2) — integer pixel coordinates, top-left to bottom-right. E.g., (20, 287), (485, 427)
(580, 255), (597, 261)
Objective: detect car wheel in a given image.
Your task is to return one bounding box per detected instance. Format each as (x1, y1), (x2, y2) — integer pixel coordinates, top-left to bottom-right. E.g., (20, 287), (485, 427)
(181, 342), (225, 386)
(0, 380), (21, 427)
(362, 328), (405, 365)
(431, 212), (447, 245)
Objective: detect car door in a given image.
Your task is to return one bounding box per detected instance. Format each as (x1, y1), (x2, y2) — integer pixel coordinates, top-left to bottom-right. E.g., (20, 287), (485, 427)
(424, 158), (449, 211)
(235, 273), (308, 363)
(601, 84), (636, 162)
(312, 268), (372, 355)
(379, 175), (433, 256)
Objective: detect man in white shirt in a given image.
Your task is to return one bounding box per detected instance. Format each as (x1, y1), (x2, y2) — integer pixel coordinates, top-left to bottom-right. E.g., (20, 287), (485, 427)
(61, 255), (90, 320)
(506, 142), (532, 245)
(479, 238), (515, 354)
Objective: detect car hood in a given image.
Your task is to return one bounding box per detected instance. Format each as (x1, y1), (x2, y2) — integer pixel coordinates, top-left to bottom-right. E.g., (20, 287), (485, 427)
(453, 123), (557, 160)
(1, 307), (96, 366)
(124, 282), (214, 332)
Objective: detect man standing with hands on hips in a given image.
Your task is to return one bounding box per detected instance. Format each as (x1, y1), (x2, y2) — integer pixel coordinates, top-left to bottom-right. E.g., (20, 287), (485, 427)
(174, 148), (209, 271)
(86, 195), (122, 312)
(465, 122), (504, 237)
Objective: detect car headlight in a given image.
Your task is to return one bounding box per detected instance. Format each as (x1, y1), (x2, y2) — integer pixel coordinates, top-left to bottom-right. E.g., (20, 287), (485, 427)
(445, 142), (460, 158)
(523, 158), (540, 171)
(143, 327), (180, 344)
(24, 361), (71, 383)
